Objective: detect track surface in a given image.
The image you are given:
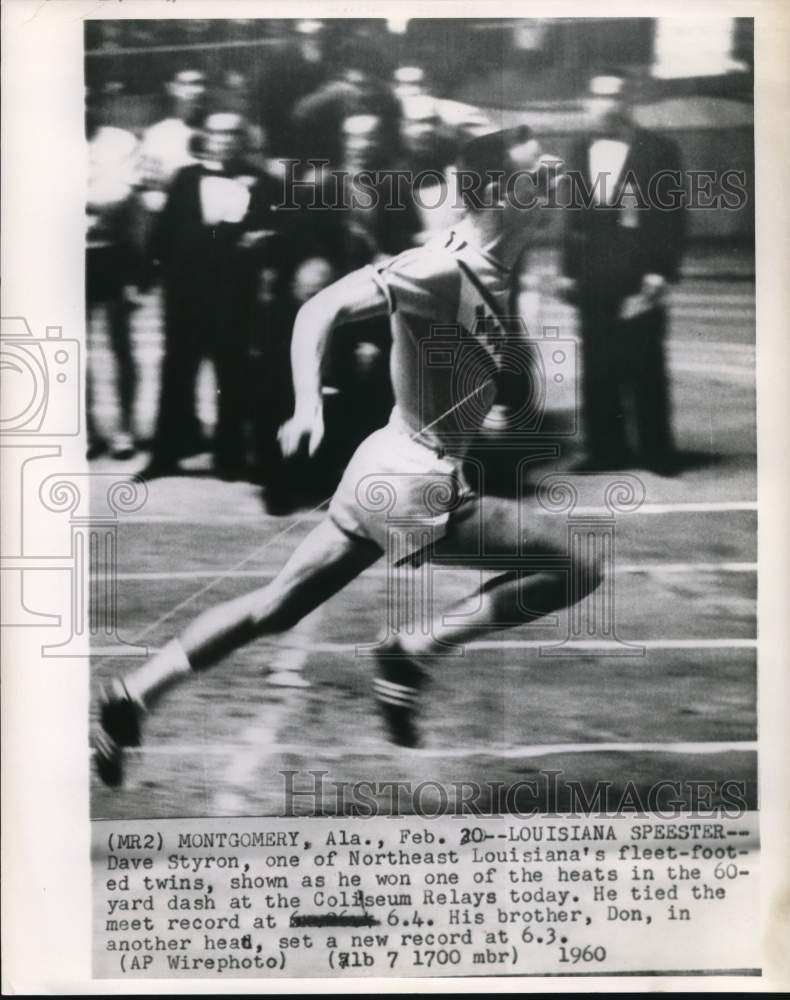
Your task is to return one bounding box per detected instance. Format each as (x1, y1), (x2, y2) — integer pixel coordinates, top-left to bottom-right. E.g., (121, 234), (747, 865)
(89, 276), (757, 818)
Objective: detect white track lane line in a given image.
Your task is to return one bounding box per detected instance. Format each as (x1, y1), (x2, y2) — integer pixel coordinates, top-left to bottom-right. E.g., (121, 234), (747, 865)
(673, 363), (754, 379)
(91, 740), (757, 759)
(608, 501), (755, 513)
(537, 501), (756, 515)
(465, 638), (757, 651)
(120, 511), (325, 525)
(119, 500), (757, 526)
(126, 337), (758, 362)
(670, 340), (754, 354)
(141, 638), (756, 655)
(618, 562), (755, 573)
(112, 562), (757, 581)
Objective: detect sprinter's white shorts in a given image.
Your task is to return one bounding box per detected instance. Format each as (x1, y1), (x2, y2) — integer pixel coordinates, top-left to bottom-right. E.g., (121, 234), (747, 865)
(328, 409), (472, 560)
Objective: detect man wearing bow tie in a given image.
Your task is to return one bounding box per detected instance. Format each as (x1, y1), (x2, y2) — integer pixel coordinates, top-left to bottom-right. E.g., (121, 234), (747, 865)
(143, 110), (283, 481)
(559, 69), (686, 475)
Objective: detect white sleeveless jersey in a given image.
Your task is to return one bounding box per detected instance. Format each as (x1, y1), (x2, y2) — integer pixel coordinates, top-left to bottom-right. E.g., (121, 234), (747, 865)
(367, 230), (515, 453)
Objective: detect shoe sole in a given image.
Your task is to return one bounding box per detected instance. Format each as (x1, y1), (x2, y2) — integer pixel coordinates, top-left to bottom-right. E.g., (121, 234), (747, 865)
(95, 680), (142, 788)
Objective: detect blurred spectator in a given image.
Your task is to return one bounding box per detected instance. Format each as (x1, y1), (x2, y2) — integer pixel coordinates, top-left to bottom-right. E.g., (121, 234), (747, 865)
(559, 69), (685, 474)
(276, 109), (421, 286)
(250, 250), (341, 498)
(393, 65), (491, 240)
(257, 109), (414, 505)
(325, 111), (408, 465)
(129, 68), (208, 276)
(400, 94), (466, 238)
(136, 69), (207, 208)
(142, 110), (284, 481)
(393, 64), (491, 143)
(255, 256), (338, 511)
(393, 65), (428, 102)
(86, 85), (141, 460)
(291, 256), (336, 303)
(215, 69), (267, 164)
(291, 40), (402, 168)
(341, 113), (422, 259)
(255, 19), (330, 161)
(400, 95), (456, 172)
(293, 18), (326, 64)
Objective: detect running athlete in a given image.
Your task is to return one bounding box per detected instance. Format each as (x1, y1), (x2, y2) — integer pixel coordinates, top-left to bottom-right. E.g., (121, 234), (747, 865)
(96, 127), (602, 786)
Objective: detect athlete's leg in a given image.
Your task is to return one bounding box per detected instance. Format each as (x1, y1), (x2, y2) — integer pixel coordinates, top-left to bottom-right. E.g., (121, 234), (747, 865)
(397, 494), (600, 655)
(96, 519), (381, 783)
(372, 494), (600, 745)
(125, 518), (382, 707)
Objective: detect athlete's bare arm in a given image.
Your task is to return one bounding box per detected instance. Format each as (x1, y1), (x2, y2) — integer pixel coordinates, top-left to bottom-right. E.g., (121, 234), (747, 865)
(278, 269), (389, 457)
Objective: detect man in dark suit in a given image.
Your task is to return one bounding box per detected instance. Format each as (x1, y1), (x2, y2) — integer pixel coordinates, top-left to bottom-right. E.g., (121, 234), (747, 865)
(144, 110), (283, 480)
(559, 69), (685, 474)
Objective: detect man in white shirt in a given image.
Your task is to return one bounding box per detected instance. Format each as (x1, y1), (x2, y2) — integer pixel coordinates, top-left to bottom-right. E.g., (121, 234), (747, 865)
(141, 111), (283, 482)
(136, 68), (207, 210)
(86, 88), (141, 459)
(559, 69), (685, 475)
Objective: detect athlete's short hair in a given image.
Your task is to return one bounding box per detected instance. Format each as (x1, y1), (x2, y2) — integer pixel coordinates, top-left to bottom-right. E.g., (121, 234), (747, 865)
(455, 125), (535, 211)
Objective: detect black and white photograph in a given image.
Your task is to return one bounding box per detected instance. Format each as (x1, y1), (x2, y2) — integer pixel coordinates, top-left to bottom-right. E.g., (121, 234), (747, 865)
(2, 1), (789, 990)
(85, 14), (757, 819)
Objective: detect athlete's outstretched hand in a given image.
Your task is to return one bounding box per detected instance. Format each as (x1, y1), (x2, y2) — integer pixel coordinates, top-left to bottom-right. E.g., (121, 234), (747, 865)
(278, 404), (325, 458)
